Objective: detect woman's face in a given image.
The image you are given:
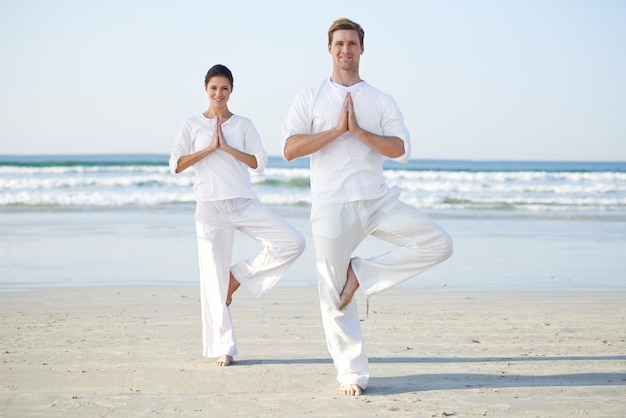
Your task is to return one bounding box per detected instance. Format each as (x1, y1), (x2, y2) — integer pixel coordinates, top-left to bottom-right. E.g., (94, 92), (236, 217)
(205, 75), (232, 107)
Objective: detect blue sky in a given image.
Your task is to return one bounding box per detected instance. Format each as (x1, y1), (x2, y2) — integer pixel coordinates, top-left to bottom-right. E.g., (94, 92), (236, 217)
(1, 0), (624, 161)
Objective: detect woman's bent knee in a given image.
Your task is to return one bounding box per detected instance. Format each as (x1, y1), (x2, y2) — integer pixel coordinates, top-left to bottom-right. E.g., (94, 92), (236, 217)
(439, 232), (454, 261)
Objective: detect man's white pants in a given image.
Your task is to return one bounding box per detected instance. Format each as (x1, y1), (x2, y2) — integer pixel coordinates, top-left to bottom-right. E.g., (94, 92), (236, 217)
(311, 189), (453, 389)
(195, 198), (305, 358)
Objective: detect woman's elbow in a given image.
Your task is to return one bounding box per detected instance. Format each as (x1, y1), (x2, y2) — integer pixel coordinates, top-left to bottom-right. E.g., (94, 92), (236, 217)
(173, 160), (187, 174)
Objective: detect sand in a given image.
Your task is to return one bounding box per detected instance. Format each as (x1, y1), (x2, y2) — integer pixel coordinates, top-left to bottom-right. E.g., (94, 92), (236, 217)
(1, 285), (625, 417)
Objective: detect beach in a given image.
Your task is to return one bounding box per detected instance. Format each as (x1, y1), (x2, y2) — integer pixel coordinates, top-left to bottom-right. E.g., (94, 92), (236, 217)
(1, 285), (625, 417)
(1, 208), (625, 417)
(1, 154), (625, 416)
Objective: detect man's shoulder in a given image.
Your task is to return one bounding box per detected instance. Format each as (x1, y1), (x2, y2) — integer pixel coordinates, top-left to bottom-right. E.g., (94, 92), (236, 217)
(297, 79), (329, 94)
(291, 79), (331, 104)
(361, 81), (394, 98)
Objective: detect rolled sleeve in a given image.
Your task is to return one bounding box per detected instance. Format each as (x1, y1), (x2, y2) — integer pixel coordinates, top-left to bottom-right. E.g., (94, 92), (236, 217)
(251, 149), (268, 173)
(391, 135), (411, 164)
(168, 152), (181, 174)
(280, 89), (313, 160)
(169, 121), (192, 174)
(241, 118), (268, 173)
(382, 97), (411, 164)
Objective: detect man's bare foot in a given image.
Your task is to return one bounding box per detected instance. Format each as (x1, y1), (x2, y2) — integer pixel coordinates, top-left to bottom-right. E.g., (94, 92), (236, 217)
(226, 272), (240, 307)
(338, 263), (359, 310)
(213, 355), (233, 367)
(337, 383), (363, 396)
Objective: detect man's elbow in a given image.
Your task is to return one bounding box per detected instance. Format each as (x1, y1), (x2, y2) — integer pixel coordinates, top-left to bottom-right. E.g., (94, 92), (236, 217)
(282, 142), (298, 161)
(389, 140), (410, 162)
(388, 148), (405, 159)
(283, 149), (297, 161)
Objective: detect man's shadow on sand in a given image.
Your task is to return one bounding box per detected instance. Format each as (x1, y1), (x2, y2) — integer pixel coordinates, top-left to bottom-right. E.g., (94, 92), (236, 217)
(235, 355), (626, 395)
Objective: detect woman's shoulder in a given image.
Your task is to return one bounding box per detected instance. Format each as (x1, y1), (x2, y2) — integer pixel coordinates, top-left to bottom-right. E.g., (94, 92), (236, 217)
(230, 114), (256, 127)
(180, 113), (206, 126)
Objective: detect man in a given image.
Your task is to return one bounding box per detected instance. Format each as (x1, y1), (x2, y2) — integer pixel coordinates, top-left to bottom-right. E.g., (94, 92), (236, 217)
(281, 18), (453, 396)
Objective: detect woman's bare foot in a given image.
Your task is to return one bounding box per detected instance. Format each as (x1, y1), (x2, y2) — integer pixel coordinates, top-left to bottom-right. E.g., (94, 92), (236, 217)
(226, 272), (240, 307)
(213, 355), (233, 367)
(338, 263), (359, 310)
(337, 383), (363, 396)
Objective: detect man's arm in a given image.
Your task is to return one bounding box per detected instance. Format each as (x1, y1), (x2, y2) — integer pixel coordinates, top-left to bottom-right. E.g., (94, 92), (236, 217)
(350, 130), (405, 159)
(283, 130), (342, 161)
(284, 93), (351, 160)
(284, 90), (351, 161)
(284, 91), (405, 160)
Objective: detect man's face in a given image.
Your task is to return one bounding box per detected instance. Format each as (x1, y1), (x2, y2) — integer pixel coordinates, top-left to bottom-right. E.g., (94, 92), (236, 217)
(328, 29), (364, 72)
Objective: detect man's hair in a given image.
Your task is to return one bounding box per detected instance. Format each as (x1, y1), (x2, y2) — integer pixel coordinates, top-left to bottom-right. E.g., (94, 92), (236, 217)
(204, 64), (234, 87)
(327, 18), (365, 46)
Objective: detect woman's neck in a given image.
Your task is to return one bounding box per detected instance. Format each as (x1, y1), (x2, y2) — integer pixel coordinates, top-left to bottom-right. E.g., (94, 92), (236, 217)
(202, 108), (233, 119)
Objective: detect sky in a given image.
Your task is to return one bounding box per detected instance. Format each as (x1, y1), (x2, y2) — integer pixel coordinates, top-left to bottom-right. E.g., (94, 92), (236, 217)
(1, 0), (625, 161)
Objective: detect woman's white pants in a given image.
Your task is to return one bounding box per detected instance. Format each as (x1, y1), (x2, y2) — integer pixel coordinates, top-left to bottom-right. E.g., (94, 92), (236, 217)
(311, 190), (453, 389)
(194, 198), (305, 358)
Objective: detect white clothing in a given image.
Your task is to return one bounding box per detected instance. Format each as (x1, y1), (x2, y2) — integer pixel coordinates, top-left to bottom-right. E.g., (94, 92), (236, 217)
(171, 114), (305, 358)
(195, 199), (305, 357)
(281, 79), (411, 205)
(311, 190), (453, 388)
(282, 79), (453, 389)
(170, 114), (268, 201)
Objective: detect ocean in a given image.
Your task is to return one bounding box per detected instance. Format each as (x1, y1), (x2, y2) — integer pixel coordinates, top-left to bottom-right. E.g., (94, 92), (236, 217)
(1, 154), (625, 291)
(1, 154), (625, 219)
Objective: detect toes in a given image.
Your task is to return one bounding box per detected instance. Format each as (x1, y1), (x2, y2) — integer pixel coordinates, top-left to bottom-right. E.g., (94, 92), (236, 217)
(338, 384), (362, 396)
(213, 355), (233, 367)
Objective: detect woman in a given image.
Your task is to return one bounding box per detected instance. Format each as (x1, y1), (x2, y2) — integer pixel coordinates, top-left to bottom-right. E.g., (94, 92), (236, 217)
(170, 64), (305, 366)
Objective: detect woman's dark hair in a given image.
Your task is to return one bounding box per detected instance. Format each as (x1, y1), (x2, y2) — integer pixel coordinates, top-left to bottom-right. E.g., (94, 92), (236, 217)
(204, 64), (234, 87)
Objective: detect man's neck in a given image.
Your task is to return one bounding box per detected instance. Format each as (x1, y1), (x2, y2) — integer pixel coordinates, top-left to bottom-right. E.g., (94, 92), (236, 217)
(330, 71), (363, 87)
